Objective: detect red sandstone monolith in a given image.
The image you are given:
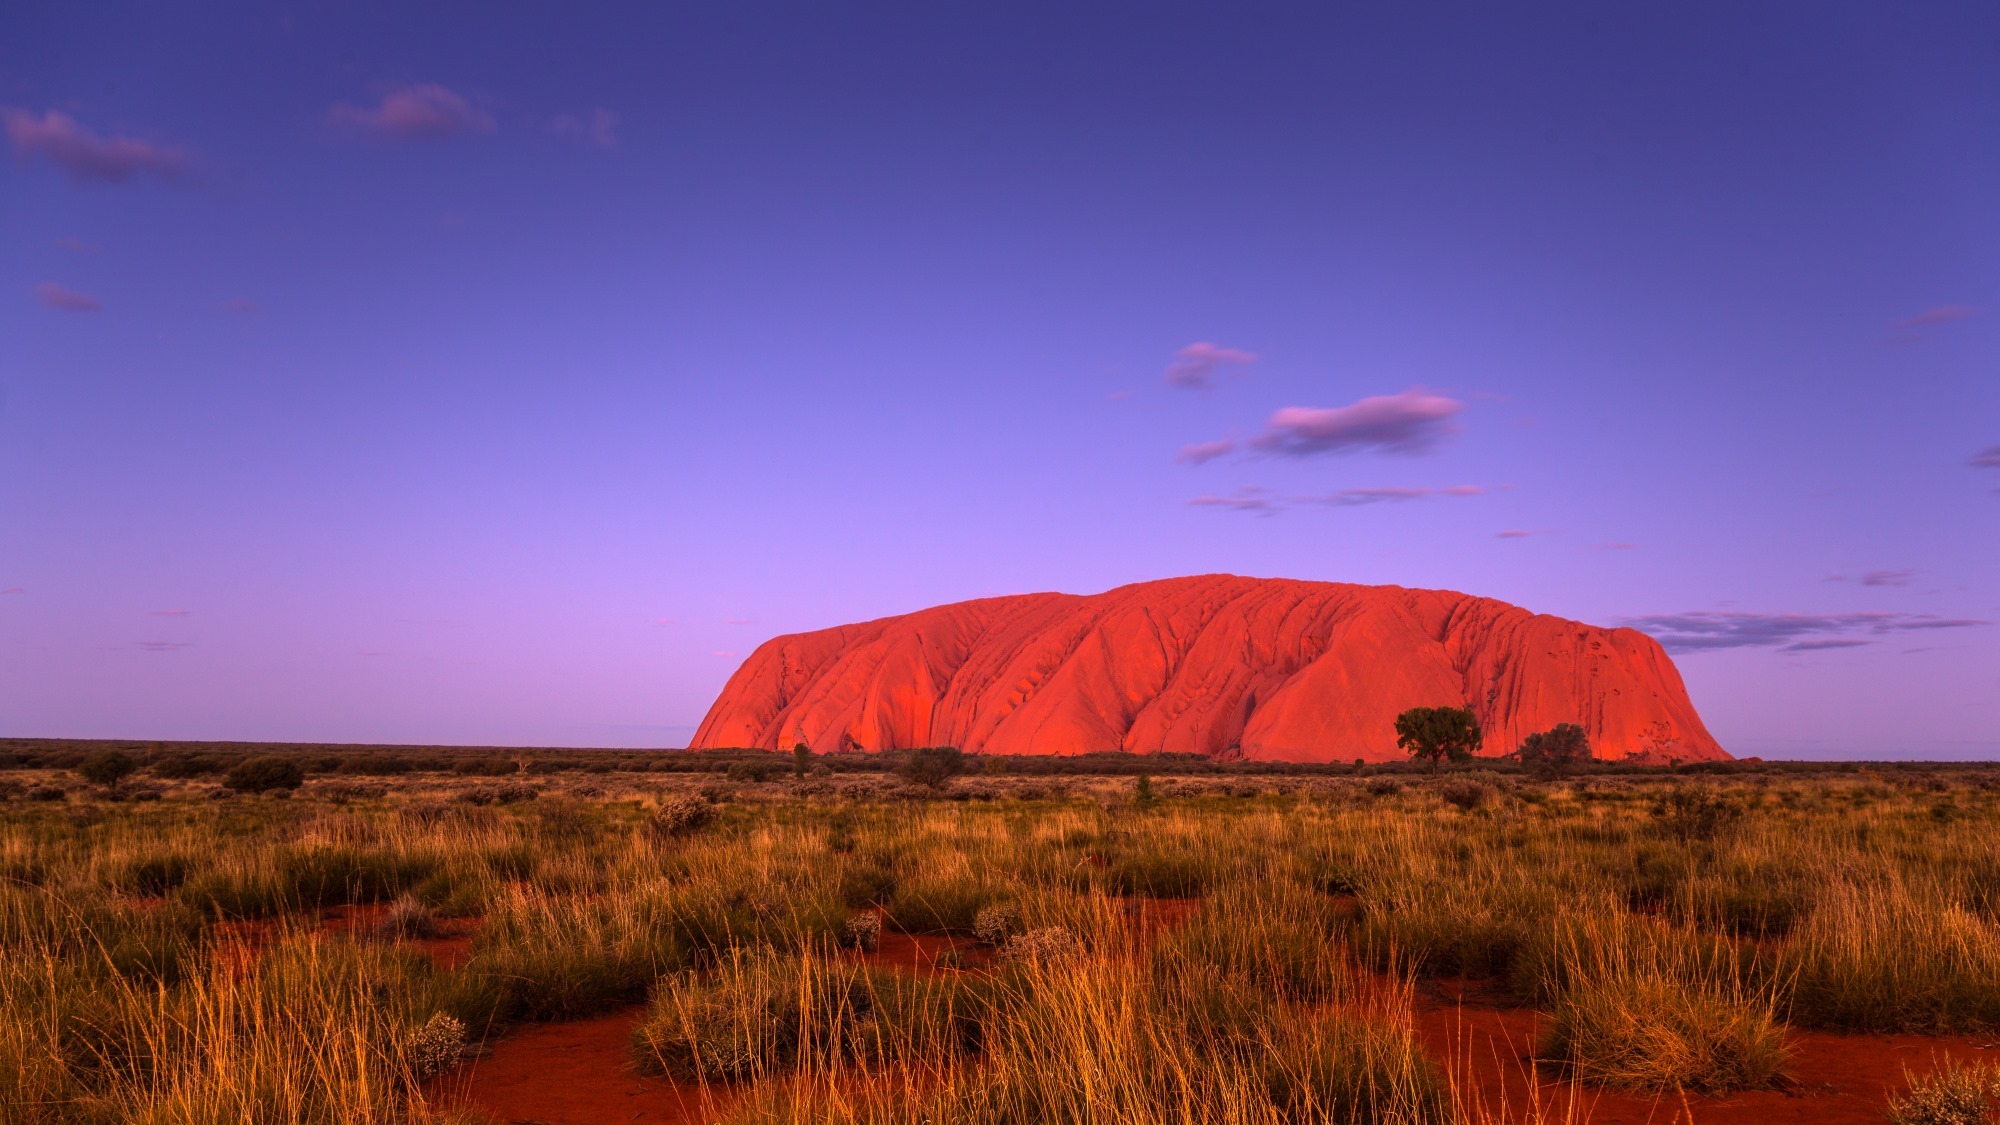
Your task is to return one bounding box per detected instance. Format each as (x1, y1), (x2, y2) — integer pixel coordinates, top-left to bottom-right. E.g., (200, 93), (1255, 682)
(690, 574), (1725, 763)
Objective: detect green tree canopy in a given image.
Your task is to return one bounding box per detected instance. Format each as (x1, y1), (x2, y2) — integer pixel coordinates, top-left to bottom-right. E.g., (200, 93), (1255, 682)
(1516, 723), (1591, 778)
(1393, 706), (1482, 772)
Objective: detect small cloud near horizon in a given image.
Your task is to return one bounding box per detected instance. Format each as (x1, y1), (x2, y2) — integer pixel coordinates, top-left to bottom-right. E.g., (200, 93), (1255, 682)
(1970, 446), (2000, 470)
(1495, 529), (1533, 539)
(1191, 483), (1489, 514)
(328, 84), (496, 141)
(1164, 342), (1257, 389)
(218, 297), (259, 316)
(1895, 305), (1975, 330)
(2, 107), (187, 182)
(724, 617), (755, 625)
(34, 282), (101, 312)
(1859, 569), (1918, 588)
(1596, 542), (1638, 551)
(1616, 610), (1989, 654)
(712, 650), (742, 659)
(136, 641), (193, 652)
(57, 237), (100, 253)
(550, 108), (618, 149)
(149, 609), (191, 617)
(1, 587), (22, 595)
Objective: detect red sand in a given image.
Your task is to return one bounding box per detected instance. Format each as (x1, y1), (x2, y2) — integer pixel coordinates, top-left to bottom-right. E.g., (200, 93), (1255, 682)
(440, 903), (2000, 1124)
(1414, 978), (1999, 1124)
(432, 1006), (727, 1125)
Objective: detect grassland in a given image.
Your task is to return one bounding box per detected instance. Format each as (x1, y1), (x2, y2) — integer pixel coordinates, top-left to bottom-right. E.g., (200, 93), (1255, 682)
(4, 752), (1999, 1123)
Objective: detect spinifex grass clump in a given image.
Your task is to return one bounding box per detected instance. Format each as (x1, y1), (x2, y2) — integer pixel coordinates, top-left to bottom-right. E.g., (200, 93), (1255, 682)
(1885, 1057), (2000, 1125)
(1535, 917), (1788, 1093)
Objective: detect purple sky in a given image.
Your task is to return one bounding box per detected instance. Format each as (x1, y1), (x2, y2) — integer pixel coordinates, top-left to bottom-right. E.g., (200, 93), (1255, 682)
(4, 4), (1996, 758)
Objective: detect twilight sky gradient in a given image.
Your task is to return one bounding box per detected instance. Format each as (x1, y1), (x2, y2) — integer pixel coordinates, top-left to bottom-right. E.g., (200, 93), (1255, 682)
(4, 3), (1997, 758)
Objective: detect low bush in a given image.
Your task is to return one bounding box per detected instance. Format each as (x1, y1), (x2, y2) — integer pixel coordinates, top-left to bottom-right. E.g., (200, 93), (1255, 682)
(1885, 1057), (2000, 1125)
(76, 750), (138, 787)
(223, 756), (305, 794)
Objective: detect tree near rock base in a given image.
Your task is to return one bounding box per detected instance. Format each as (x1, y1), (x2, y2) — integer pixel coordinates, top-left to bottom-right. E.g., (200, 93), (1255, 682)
(1394, 706), (1482, 772)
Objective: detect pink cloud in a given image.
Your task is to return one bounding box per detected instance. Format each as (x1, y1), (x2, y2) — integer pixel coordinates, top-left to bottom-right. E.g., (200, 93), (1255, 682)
(1895, 305), (1975, 330)
(328, 84), (496, 141)
(1971, 446), (2000, 470)
(550, 108), (618, 149)
(149, 609), (191, 617)
(725, 617), (755, 625)
(1495, 529), (1533, 539)
(1164, 342), (1257, 389)
(1, 587), (22, 595)
(1859, 569), (1917, 588)
(136, 641), (193, 653)
(1245, 389), (1464, 457)
(1596, 541), (1638, 551)
(1, 108), (187, 182)
(57, 237), (100, 253)
(218, 297), (259, 316)
(1176, 439), (1238, 465)
(1187, 489), (1279, 514)
(34, 282), (101, 312)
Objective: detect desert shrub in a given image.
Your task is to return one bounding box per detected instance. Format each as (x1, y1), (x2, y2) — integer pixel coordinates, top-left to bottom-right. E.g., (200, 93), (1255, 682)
(727, 759), (786, 784)
(1438, 779), (1491, 811)
(974, 902), (1023, 947)
(26, 785), (67, 802)
(175, 868), (291, 920)
(1885, 1057), (2000, 1125)
(1651, 785), (1743, 843)
(634, 948), (866, 1080)
(1366, 777), (1403, 797)
(150, 752), (223, 778)
(403, 1012), (467, 1080)
(843, 912), (881, 952)
(76, 750), (138, 787)
(223, 756), (305, 794)
(1002, 926), (1083, 964)
(899, 746), (965, 790)
(648, 792), (717, 838)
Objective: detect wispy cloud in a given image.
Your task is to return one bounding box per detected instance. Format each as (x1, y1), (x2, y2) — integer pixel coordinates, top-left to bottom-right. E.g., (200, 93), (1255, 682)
(1616, 610), (1989, 654)
(1971, 446), (2000, 470)
(1164, 342), (1257, 390)
(724, 617), (755, 625)
(1495, 529), (1533, 539)
(1, 108), (187, 182)
(1596, 541), (1638, 551)
(57, 237), (100, 253)
(136, 641), (193, 653)
(1859, 569), (1918, 588)
(1190, 484), (1489, 515)
(34, 282), (101, 312)
(218, 297), (259, 316)
(149, 609), (191, 617)
(550, 108), (618, 149)
(1895, 305), (1975, 330)
(1176, 439), (1238, 466)
(1, 587), (22, 595)
(1187, 488), (1279, 514)
(1244, 389), (1464, 457)
(328, 84), (496, 141)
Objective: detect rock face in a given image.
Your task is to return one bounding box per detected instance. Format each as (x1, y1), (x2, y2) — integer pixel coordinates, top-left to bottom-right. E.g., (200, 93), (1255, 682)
(691, 574), (1726, 763)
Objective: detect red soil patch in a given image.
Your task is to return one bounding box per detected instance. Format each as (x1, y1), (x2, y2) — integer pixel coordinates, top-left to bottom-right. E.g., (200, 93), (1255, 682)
(859, 925), (992, 972)
(211, 905), (480, 973)
(1415, 978), (2000, 1124)
(432, 1006), (729, 1125)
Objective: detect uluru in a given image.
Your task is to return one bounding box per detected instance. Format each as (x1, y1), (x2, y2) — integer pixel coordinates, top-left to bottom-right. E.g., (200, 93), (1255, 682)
(692, 574), (1726, 763)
